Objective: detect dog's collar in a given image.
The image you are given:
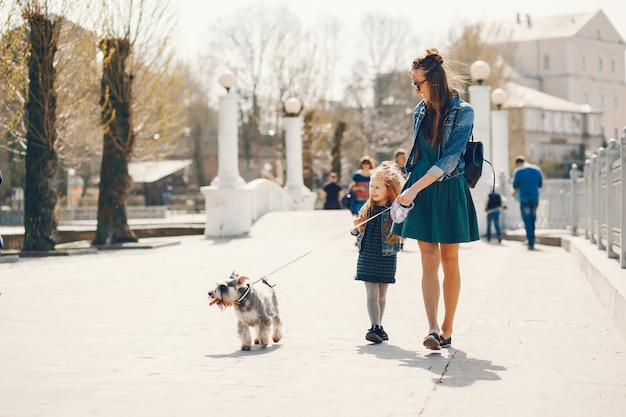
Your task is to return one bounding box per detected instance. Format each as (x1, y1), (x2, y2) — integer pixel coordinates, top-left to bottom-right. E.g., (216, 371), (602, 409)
(235, 284), (251, 304)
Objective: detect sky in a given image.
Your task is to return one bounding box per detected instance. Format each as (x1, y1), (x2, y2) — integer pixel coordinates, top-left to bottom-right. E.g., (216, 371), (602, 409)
(175, 0), (625, 99)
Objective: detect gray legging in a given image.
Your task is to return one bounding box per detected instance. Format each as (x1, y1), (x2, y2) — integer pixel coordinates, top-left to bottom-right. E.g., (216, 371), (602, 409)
(364, 282), (389, 326)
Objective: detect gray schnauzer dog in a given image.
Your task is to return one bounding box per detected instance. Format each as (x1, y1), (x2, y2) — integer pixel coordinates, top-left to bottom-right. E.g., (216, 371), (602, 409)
(208, 272), (283, 351)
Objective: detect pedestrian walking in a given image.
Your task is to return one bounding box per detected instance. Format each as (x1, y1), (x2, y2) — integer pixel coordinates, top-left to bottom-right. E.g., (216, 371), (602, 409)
(394, 148), (408, 178)
(320, 172), (343, 210)
(512, 155), (543, 250)
(485, 190), (506, 243)
(348, 156), (374, 215)
(352, 162), (404, 344)
(392, 48), (479, 350)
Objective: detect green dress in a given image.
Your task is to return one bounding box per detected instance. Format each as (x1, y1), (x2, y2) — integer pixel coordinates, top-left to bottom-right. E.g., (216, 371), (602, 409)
(392, 129), (479, 244)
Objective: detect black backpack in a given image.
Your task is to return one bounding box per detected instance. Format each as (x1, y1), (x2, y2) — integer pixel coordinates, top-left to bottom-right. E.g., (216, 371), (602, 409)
(486, 192), (502, 210)
(463, 135), (494, 189)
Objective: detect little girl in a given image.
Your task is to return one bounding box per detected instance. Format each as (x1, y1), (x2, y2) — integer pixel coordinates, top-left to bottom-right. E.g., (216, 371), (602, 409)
(352, 161), (404, 343)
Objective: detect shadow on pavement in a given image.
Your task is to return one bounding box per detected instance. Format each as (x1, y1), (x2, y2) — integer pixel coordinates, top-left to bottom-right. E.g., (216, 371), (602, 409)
(204, 344), (283, 358)
(357, 344), (506, 387)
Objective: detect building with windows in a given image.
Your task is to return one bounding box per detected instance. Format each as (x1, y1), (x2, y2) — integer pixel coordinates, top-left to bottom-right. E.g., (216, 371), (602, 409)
(503, 81), (604, 177)
(490, 9), (625, 141)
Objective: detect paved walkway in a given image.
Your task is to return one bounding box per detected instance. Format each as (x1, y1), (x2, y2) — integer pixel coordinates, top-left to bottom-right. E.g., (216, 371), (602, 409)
(1, 210), (625, 417)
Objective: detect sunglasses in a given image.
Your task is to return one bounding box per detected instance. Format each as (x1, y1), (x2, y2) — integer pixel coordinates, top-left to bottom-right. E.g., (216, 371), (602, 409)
(411, 79), (428, 92)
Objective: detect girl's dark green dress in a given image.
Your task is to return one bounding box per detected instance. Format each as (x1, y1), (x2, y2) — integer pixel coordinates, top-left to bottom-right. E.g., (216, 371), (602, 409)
(355, 205), (396, 284)
(392, 129), (479, 244)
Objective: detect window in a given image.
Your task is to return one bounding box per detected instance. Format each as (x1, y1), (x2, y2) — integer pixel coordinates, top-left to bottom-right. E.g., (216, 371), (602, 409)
(581, 54), (586, 70)
(599, 56), (603, 71)
(544, 54), (550, 70)
(600, 92), (605, 108)
(615, 92), (620, 109)
(611, 57), (616, 73)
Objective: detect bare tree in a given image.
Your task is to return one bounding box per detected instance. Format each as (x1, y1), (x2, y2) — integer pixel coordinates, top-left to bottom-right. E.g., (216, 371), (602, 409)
(1, 1), (104, 250)
(92, 0), (186, 245)
(0, 1), (28, 196)
(344, 13), (417, 162)
(206, 5), (340, 175)
(19, 0), (66, 251)
(54, 19), (102, 171)
(207, 4), (280, 168)
(446, 22), (518, 94)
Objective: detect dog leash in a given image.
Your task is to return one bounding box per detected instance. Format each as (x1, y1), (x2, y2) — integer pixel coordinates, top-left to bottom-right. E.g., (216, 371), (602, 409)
(251, 204), (411, 285)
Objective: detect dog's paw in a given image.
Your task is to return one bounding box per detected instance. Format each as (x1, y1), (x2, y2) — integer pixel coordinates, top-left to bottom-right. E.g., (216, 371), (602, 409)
(254, 338), (260, 345)
(241, 344), (251, 351)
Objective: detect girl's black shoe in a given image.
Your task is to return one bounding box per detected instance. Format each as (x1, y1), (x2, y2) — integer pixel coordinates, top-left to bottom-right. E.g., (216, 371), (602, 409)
(376, 326), (389, 341)
(365, 326), (383, 343)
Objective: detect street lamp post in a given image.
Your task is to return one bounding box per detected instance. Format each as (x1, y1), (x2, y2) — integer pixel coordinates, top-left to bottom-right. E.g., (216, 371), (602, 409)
(490, 87), (509, 184)
(201, 71), (252, 237)
(468, 60), (492, 237)
(211, 71), (245, 189)
(283, 97), (305, 196)
(469, 60), (492, 162)
(282, 97), (316, 210)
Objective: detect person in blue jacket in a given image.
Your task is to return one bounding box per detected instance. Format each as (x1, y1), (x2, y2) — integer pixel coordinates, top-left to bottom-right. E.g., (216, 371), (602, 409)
(512, 155), (543, 250)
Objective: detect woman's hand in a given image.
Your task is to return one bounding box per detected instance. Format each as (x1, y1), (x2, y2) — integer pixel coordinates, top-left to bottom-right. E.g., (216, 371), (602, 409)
(397, 186), (418, 206)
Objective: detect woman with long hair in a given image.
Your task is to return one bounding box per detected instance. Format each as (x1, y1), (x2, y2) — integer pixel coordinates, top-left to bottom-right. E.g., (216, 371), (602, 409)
(393, 48), (479, 350)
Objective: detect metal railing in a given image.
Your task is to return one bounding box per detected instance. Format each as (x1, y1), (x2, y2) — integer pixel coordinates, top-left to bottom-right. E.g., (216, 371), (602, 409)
(571, 135), (626, 267)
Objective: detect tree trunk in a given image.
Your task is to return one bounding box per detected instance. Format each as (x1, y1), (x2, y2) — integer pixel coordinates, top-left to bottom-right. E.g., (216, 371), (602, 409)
(93, 38), (137, 245)
(22, 14), (59, 252)
(332, 121), (346, 182)
(302, 109), (315, 189)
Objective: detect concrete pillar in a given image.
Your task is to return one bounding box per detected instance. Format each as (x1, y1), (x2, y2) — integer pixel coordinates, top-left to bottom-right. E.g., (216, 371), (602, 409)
(469, 84), (492, 236)
(202, 78), (250, 237)
(469, 84), (492, 162)
(202, 188), (253, 237)
(284, 116), (307, 196)
(210, 92), (245, 189)
(283, 101), (316, 211)
(491, 109), (509, 181)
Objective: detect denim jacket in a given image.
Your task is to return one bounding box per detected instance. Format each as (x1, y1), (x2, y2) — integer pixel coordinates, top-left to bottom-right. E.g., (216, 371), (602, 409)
(405, 93), (474, 182)
(352, 208), (401, 256)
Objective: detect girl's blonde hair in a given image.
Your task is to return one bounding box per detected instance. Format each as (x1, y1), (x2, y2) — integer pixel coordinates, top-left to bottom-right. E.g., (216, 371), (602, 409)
(356, 161), (405, 242)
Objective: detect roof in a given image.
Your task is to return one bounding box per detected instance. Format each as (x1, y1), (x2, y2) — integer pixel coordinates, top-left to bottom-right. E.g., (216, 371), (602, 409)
(486, 9), (624, 44)
(128, 160), (193, 183)
(502, 82), (601, 114)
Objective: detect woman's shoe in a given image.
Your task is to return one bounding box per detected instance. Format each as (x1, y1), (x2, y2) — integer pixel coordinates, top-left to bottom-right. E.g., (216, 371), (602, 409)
(423, 332), (441, 350)
(439, 335), (452, 348)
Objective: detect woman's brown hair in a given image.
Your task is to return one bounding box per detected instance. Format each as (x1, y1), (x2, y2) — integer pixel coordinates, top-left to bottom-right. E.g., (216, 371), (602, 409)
(411, 48), (455, 145)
